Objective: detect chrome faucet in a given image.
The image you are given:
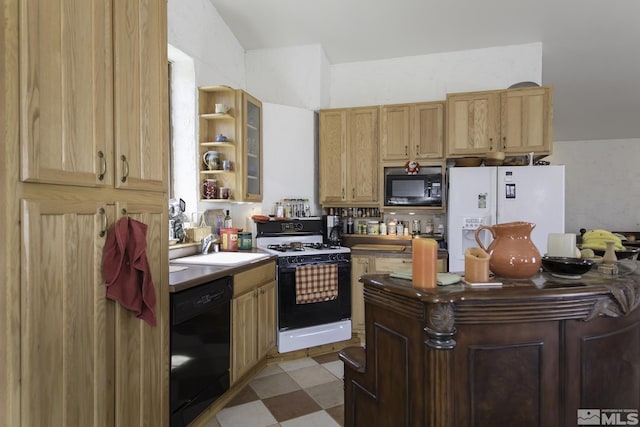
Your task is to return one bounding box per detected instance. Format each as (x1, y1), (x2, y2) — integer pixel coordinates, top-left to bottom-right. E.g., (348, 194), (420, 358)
(201, 234), (215, 254)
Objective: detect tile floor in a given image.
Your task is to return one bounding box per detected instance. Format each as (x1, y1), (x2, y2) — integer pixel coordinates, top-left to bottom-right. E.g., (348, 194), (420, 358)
(204, 352), (344, 427)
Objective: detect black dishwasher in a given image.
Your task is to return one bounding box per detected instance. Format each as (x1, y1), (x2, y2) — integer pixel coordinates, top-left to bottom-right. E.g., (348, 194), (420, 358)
(170, 276), (232, 427)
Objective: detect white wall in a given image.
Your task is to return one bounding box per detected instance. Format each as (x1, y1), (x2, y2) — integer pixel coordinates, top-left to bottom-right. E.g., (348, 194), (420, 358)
(262, 103), (320, 216)
(245, 45), (331, 110)
(329, 43), (542, 106)
(547, 139), (640, 232)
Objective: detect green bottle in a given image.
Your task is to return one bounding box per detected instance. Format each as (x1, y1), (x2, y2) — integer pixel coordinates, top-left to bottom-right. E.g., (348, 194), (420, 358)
(224, 210), (232, 228)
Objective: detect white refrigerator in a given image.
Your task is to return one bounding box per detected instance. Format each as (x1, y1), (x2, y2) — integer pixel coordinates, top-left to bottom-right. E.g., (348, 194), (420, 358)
(447, 165), (565, 272)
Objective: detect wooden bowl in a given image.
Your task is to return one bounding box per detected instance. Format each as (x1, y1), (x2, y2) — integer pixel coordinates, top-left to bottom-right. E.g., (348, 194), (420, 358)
(484, 151), (505, 166)
(454, 157), (483, 167)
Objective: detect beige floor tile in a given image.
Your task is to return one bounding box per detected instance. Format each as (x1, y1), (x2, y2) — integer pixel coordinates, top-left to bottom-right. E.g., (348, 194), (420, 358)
(305, 380), (344, 409)
(202, 416), (221, 427)
(288, 365), (339, 389)
(250, 371), (301, 399)
(215, 400), (278, 427)
(278, 357), (318, 372)
(280, 410), (341, 427)
(254, 363), (285, 379)
(322, 360), (344, 379)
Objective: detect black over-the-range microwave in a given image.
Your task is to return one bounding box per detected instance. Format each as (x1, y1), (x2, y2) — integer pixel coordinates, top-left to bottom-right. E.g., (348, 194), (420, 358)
(384, 167), (443, 207)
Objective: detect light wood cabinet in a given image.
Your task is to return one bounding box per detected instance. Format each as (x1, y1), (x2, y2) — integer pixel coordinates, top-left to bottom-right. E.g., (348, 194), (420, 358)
(4, 0), (169, 426)
(351, 252), (446, 344)
(198, 87), (263, 203)
(19, 193), (168, 427)
(446, 87), (553, 157)
(112, 0), (166, 193)
(351, 256), (371, 338)
(257, 280), (277, 358)
(380, 102), (444, 161)
(501, 87), (553, 153)
(319, 107), (378, 204)
(20, 0), (165, 192)
(446, 90), (502, 156)
(231, 261), (276, 384)
(19, 0), (112, 188)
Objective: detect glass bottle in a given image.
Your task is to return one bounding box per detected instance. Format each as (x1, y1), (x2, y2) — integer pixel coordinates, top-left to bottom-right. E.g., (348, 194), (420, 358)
(224, 210), (233, 228)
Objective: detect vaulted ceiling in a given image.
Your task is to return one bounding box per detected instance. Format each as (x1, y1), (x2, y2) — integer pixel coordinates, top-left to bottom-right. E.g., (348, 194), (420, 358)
(209, 0), (640, 142)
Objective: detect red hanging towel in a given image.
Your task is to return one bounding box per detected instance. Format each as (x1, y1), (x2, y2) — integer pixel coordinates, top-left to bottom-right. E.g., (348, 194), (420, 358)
(295, 264), (338, 304)
(103, 216), (157, 326)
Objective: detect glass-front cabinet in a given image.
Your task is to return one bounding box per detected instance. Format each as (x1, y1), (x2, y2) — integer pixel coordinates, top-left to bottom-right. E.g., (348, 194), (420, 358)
(241, 91), (263, 201)
(197, 87), (262, 202)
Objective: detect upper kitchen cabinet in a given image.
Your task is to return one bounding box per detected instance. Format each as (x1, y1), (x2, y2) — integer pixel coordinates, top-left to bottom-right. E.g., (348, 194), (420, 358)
(238, 91), (263, 202)
(198, 87), (262, 202)
(19, 0), (112, 187)
(380, 102), (444, 161)
(446, 90), (501, 156)
(319, 107), (379, 205)
(112, 0), (167, 192)
(19, 0), (167, 192)
(446, 86), (553, 157)
(501, 87), (553, 154)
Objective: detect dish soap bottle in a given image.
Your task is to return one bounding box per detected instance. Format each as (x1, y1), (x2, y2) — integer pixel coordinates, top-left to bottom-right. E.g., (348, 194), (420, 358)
(224, 210), (233, 228)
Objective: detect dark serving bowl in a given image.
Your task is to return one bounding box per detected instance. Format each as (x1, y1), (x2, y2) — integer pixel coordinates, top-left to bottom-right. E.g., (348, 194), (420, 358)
(541, 256), (596, 277)
(592, 248), (639, 260)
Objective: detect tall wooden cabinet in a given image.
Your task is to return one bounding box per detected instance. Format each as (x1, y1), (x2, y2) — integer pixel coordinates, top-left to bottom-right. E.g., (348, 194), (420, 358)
(319, 107), (379, 205)
(2, 0), (169, 426)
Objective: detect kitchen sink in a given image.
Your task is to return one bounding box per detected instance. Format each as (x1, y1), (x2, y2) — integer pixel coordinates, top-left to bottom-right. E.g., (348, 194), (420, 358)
(171, 251), (270, 266)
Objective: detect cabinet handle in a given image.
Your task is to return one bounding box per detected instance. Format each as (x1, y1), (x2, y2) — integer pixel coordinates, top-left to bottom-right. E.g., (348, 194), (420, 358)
(97, 151), (106, 181)
(405, 145), (408, 156)
(502, 137), (506, 150)
(120, 155), (129, 183)
(99, 207), (107, 237)
(489, 138), (494, 151)
(415, 145), (419, 156)
(352, 188), (355, 199)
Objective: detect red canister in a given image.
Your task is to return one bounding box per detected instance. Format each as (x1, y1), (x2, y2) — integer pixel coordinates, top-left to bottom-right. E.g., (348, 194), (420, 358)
(220, 228), (238, 252)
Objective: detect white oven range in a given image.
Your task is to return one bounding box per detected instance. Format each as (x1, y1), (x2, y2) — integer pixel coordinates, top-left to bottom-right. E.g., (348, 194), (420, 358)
(255, 218), (352, 353)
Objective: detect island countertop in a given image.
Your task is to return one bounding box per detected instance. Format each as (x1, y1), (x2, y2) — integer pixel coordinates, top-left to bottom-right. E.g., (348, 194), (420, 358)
(341, 261), (640, 426)
(360, 260), (640, 320)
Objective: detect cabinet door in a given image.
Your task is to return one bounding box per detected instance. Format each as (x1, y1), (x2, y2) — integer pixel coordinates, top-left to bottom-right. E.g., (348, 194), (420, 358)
(240, 91), (263, 201)
(501, 87), (553, 154)
(113, 0), (167, 192)
(347, 107), (378, 203)
(231, 290), (258, 383)
(257, 280), (276, 358)
(414, 102), (444, 159)
(319, 110), (347, 203)
(380, 105), (411, 161)
(112, 199), (168, 427)
(446, 91), (501, 156)
(351, 256), (370, 338)
(20, 199), (115, 427)
(20, 0), (113, 187)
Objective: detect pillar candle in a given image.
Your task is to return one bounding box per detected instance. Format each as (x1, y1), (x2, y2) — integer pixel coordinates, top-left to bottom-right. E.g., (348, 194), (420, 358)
(464, 247), (490, 283)
(412, 238), (438, 289)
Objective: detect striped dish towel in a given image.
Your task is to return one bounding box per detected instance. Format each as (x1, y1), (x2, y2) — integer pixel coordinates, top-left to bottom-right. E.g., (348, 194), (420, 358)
(295, 264), (338, 304)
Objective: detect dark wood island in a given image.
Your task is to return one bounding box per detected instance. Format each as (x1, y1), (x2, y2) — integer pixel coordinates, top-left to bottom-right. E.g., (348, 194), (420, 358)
(339, 261), (640, 426)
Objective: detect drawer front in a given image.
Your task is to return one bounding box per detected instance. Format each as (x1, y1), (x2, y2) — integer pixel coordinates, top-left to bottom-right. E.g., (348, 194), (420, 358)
(374, 256), (412, 273)
(234, 261), (276, 297)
